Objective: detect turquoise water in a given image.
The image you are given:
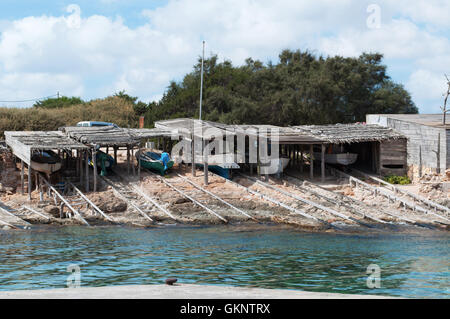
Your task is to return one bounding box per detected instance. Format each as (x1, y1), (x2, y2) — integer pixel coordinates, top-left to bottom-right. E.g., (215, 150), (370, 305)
(0, 225), (448, 298)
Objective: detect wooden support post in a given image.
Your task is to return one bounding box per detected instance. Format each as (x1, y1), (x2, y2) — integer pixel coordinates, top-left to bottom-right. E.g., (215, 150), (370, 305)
(127, 146), (130, 175)
(93, 148), (98, 192)
(38, 175), (43, 202)
(114, 147), (118, 165)
(28, 164), (32, 200)
(138, 147), (141, 181)
(203, 140), (208, 185)
(79, 150), (83, 184)
(132, 147), (136, 176)
(300, 147), (304, 173)
(310, 144), (314, 180)
(35, 172), (39, 191)
(191, 135), (196, 177)
(21, 160), (24, 195)
(75, 150), (79, 177)
(321, 144), (325, 182)
(85, 150), (89, 192)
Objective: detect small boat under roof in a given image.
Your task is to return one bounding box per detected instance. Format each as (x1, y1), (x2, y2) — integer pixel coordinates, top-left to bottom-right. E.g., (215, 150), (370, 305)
(137, 149), (174, 176)
(31, 150), (62, 174)
(314, 152), (358, 166)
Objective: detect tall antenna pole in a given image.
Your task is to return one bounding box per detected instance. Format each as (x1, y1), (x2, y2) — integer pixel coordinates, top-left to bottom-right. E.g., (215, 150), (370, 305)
(199, 40), (205, 121)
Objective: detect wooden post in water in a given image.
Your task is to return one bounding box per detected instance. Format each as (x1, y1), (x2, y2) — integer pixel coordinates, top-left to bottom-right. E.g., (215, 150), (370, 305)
(321, 144), (326, 182)
(20, 160), (24, 194)
(309, 145), (314, 180)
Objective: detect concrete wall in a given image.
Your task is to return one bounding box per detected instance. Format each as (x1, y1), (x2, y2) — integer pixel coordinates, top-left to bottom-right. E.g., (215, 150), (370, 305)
(367, 115), (448, 174)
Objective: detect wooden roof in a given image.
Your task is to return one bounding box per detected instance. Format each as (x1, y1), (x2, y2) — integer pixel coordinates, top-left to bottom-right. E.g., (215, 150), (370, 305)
(4, 131), (88, 164)
(291, 123), (405, 144)
(61, 126), (139, 147)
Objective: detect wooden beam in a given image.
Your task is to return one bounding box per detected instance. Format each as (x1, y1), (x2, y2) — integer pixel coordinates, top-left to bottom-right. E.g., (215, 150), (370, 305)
(93, 148), (97, 192)
(28, 163), (32, 200)
(85, 150), (89, 192)
(41, 176), (90, 226)
(191, 135), (196, 177)
(20, 160), (24, 195)
(68, 181), (114, 222)
(204, 140), (208, 186)
(177, 173), (257, 221)
(321, 144), (325, 182)
(127, 146), (130, 175)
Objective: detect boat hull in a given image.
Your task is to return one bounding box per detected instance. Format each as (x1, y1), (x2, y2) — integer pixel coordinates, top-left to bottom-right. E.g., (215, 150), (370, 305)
(140, 158), (174, 175)
(137, 149), (174, 175)
(196, 163), (232, 179)
(260, 156), (290, 174)
(314, 152), (358, 165)
(31, 161), (62, 174)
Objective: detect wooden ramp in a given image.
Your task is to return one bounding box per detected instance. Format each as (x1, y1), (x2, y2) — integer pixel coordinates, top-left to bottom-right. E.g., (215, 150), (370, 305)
(0, 202), (31, 230)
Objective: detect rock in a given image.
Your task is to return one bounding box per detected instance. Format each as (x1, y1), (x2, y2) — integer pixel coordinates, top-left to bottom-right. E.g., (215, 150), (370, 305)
(44, 205), (60, 217)
(165, 278), (177, 285)
(171, 197), (189, 205)
(105, 200), (127, 212)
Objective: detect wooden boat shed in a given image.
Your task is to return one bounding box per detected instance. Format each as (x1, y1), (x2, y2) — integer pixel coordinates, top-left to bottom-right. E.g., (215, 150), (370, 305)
(155, 118), (407, 180)
(4, 131), (89, 199)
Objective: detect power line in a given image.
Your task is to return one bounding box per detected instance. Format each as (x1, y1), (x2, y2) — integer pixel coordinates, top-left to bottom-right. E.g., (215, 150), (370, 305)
(0, 93), (59, 103)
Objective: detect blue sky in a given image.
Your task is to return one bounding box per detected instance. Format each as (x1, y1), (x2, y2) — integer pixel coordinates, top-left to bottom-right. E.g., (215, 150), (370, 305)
(0, 0), (449, 114)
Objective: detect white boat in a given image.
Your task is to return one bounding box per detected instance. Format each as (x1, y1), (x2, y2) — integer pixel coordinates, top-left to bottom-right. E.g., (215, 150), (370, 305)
(314, 152), (358, 165)
(260, 156), (290, 174)
(31, 150), (62, 174)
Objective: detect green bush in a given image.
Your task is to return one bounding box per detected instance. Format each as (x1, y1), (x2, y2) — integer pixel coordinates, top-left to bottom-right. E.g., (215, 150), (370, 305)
(0, 95), (139, 138)
(384, 175), (411, 185)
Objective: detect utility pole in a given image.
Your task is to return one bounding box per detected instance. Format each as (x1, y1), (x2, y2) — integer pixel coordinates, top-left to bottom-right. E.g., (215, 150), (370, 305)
(442, 74), (450, 125)
(57, 91), (60, 99)
(199, 41), (205, 121)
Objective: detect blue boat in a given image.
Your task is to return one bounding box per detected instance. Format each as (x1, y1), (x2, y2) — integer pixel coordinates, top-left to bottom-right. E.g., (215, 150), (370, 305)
(194, 153), (240, 179)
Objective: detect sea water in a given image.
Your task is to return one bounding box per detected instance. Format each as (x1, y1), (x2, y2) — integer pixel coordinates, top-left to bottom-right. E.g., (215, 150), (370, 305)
(0, 225), (448, 298)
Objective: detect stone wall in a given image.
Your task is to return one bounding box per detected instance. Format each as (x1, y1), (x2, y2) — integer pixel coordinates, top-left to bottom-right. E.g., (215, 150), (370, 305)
(367, 115), (448, 174)
(0, 149), (20, 193)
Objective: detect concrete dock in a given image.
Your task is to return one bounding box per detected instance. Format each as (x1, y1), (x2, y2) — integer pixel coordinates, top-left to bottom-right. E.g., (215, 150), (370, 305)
(0, 284), (393, 299)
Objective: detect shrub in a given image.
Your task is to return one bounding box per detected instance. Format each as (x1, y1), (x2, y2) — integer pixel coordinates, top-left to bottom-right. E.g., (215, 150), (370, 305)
(384, 175), (411, 185)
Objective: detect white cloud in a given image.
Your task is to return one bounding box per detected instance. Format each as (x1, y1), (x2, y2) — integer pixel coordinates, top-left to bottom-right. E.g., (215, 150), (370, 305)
(0, 1), (448, 113)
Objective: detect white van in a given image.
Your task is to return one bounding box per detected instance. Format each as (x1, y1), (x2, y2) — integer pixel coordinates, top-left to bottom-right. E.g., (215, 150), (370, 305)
(76, 121), (119, 128)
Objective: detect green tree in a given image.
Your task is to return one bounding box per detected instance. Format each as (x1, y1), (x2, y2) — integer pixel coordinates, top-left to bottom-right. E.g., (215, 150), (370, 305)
(33, 96), (84, 109)
(144, 49), (418, 127)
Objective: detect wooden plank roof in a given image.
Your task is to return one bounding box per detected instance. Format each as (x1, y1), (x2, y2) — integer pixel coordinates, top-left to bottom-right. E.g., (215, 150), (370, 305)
(61, 126), (139, 147)
(4, 131), (88, 164)
(290, 123), (405, 144)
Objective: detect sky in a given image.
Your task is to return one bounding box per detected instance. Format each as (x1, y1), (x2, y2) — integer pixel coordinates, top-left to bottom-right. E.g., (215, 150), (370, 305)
(0, 0), (449, 113)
